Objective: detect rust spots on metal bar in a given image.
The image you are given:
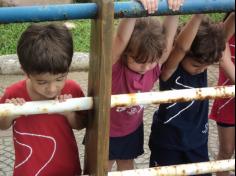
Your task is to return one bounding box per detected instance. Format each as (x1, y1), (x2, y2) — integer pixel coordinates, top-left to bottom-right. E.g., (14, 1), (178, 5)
(109, 159), (235, 176)
(0, 109), (11, 118)
(111, 93), (138, 107)
(111, 86), (235, 108)
(129, 93), (138, 105)
(41, 108), (49, 113)
(196, 86), (234, 101)
(0, 86), (234, 118)
(0, 109), (11, 117)
(152, 97), (191, 105)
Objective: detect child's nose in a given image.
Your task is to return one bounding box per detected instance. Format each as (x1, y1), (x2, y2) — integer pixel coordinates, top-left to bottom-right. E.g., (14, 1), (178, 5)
(197, 67), (207, 74)
(200, 66), (207, 72)
(144, 64), (150, 71)
(48, 84), (57, 92)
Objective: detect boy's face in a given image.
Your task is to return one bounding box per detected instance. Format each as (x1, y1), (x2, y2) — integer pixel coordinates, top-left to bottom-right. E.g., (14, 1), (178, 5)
(127, 56), (158, 75)
(27, 73), (68, 100)
(181, 57), (211, 75)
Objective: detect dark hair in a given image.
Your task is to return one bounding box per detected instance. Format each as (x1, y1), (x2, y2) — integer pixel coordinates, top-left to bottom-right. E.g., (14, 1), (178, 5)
(17, 23), (73, 75)
(186, 17), (226, 64)
(122, 17), (166, 64)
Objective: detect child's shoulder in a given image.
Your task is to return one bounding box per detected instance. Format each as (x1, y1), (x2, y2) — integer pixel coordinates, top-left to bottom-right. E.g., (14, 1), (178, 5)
(62, 80), (84, 97)
(0, 80), (27, 102)
(4, 80), (26, 95)
(64, 79), (80, 86)
(112, 58), (123, 70)
(64, 79), (83, 89)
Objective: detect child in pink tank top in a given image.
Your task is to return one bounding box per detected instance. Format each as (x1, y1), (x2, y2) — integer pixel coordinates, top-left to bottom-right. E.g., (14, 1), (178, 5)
(109, 0), (185, 171)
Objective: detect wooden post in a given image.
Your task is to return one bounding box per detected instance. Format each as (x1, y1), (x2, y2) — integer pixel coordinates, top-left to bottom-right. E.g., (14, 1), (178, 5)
(84, 0), (114, 175)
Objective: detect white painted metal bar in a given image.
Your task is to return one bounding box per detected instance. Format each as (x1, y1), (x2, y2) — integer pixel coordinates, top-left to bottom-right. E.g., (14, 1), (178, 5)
(108, 159), (235, 176)
(0, 97), (93, 118)
(0, 85), (235, 118)
(110, 85), (235, 107)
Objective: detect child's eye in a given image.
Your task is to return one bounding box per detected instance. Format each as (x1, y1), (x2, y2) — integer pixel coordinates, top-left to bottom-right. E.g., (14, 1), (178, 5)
(37, 82), (47, 85)
(57, 75), (67, 81)
(56, 78), (64, 82)
(193, 65), (201, 68)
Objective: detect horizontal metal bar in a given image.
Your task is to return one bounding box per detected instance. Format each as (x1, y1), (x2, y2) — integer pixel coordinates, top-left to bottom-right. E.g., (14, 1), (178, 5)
(0, 3), (97, 23)
(0, 0), (235, 23)
(0, 85), (234, 118)
(111, 85), (235, 107)
(115, 0), (235, 18)
(109, 159), (235, 176)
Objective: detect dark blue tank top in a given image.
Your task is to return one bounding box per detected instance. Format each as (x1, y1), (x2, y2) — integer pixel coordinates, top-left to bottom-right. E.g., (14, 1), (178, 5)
(149, 66), (209, 151)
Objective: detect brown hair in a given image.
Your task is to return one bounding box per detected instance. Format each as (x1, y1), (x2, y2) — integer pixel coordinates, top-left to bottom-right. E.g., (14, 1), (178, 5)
(187, 17), (226, 64)
(17, 23), (73, 75)
(122, 17), (166, 64)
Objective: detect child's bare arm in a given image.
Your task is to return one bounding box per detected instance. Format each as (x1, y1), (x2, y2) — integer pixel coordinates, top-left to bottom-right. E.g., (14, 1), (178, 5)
(224, 12), (235, 41)
(112, 0), (184, 65)
(220, 43), (235, 84)
(112, 18), (137, 65)
(0, 116), (14, 130)
(0, 98), (25, 130)
(161, 14), (204, 81)
(159, 15), (179, 65)
(159, 0), (185, 65)
(56, 95), (88, 130)
(75, 111), (88, 130)
(112, 0), (159, 65)
(63, 111), (87, 130)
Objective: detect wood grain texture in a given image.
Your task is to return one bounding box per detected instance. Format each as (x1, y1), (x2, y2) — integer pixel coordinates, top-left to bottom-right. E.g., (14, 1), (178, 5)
(84, 0), (114, 175)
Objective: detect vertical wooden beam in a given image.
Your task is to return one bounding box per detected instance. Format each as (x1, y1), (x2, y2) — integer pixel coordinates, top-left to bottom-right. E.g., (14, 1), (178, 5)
(84, 0), (114, 175)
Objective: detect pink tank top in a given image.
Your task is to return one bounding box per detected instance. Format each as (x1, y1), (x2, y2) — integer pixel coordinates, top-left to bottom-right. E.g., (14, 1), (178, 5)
(110, 59), (161, 137)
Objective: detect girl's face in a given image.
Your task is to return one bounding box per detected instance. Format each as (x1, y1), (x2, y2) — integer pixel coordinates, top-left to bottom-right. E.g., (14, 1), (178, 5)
(181, 57), (210, 75)
(27, 73), (68, 100)
(127, 56), (158, 75)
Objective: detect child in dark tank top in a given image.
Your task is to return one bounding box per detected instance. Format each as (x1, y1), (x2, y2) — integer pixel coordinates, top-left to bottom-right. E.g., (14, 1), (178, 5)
(149, 14), (226, 176)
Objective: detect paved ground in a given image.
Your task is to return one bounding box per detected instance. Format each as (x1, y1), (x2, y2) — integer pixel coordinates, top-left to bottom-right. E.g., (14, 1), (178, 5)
(0, 65), (234, 175)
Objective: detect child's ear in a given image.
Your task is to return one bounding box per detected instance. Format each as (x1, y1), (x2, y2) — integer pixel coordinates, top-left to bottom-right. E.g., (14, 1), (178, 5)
(25, 73), (30, 78)
(21, 67), (29, 78)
